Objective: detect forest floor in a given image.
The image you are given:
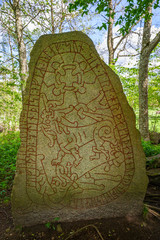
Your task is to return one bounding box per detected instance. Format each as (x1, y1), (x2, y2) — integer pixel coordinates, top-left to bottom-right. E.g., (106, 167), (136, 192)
(0, 181), (160, 240)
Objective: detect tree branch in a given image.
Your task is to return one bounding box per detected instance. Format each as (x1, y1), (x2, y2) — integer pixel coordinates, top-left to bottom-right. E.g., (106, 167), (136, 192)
(101, 14), (109, 21)
(0, 19), (16, 36)
(148, 30), (160, 54)
(115, 40), (127, 62)
(22, 9), (45, 30)
(6, 0), (14, 8)
(118, 53), (140, 57)
(24, 13), (50, 32)
(114, 17), (143, 52)
(130, 30), (141, 36)
(113, 35), (121, 40)
(23, 33), (35, 44)
(113, 0), (122, 10)
(0, 56), (19, 65)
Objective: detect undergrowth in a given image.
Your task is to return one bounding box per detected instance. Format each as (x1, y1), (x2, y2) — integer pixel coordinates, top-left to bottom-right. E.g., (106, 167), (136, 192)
(0, 131), (20, 203)
(141, 139), (160, 157)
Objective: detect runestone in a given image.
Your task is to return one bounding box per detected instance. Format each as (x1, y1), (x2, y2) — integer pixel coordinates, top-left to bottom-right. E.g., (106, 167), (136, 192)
(12, 31), (148, 226)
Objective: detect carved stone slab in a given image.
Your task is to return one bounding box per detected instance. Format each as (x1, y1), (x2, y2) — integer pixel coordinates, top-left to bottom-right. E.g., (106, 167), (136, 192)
(12, 31), (148, 226)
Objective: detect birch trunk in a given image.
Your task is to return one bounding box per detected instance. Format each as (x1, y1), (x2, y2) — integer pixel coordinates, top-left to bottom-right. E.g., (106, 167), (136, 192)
(139, 4), (160, 140)
(139, 5), (152, 140)
(51, 0), (55, 34)
(107, 0), (114, 65)
(13, 0), (27, 100)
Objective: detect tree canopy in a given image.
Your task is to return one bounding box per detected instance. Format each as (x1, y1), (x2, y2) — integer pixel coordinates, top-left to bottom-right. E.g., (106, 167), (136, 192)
(69, 0), (160, 34)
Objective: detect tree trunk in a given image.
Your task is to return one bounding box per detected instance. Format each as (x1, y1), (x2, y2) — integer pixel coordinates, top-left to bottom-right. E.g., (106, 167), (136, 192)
(13, 0), (27, 100)
(59, 0), (65, 33)
(107, 0), (114, 65)
(138, 5), (152, 140)
(51, 0), (55, 34)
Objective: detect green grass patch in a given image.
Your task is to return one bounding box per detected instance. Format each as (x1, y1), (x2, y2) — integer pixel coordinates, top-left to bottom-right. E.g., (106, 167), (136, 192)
(0, 131), (20, 203)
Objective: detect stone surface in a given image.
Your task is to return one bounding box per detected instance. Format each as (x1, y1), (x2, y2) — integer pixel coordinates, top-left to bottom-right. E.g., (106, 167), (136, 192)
(12, 31), (148, 226)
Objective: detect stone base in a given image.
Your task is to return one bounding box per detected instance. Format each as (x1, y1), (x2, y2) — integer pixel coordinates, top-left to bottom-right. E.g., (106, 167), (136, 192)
(12, 192), (145, 226)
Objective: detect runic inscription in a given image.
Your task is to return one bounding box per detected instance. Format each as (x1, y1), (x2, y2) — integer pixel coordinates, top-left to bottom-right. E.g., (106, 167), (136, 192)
(22, 40), (134, 209)
(12, 32), (148, 226)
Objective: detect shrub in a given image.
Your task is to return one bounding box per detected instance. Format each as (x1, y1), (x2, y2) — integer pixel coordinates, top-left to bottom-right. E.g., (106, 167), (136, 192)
(141, 139), (160, 157)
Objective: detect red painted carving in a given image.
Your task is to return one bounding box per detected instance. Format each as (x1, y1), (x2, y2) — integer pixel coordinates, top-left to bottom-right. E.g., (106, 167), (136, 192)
(20, 40), (134, 210)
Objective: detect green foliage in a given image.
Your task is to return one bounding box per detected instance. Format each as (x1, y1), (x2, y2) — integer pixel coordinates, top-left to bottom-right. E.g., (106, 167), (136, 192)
(149, 111), (160, 132)
(111, 62), (160, 132)
(146, 158), (159, 169)
(112, 65), (139, 112)
(45, 217), (60, 230)
(141, 139), (160, 157)
(0, 131), (20, 202)
(0, 65), (22, 131)
(143, 205), (149, 219)
(69, 0), (160, 35)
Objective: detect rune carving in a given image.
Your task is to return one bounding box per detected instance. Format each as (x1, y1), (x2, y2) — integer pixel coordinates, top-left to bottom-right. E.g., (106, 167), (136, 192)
(20, 40), (134, 210)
